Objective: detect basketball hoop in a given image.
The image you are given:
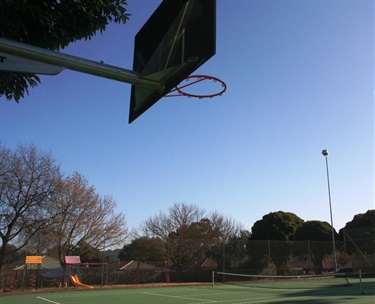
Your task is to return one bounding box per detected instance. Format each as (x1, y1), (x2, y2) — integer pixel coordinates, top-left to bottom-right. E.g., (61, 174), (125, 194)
(165, 75), (226, 99)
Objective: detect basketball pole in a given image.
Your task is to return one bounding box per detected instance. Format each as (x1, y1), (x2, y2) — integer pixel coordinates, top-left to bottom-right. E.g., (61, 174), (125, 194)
(0, 37), (162, 90)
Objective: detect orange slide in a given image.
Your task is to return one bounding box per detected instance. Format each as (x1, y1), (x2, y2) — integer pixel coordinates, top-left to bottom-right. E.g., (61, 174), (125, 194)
(69, 274), (94, 289)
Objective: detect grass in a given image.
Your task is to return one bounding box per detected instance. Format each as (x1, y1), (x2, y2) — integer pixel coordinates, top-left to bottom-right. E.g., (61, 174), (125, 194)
(1, 277), (374, 304)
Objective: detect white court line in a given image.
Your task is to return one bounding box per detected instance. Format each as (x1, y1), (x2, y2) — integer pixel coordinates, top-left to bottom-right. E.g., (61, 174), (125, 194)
(143, 291), (218, 303)
(36, 296), (61, 304)
(207, 295), (313, 304)
(187, 296), (275, 304)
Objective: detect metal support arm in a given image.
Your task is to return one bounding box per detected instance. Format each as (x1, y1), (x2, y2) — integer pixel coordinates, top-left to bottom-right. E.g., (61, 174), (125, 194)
(0, 37), (162, 90)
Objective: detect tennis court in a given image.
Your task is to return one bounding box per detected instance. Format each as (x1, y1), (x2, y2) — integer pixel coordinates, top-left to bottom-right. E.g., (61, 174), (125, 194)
(2, 277), (374, 304)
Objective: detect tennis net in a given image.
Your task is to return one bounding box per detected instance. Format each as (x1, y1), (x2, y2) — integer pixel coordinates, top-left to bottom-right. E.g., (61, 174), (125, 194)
(215, 271), (355, 289)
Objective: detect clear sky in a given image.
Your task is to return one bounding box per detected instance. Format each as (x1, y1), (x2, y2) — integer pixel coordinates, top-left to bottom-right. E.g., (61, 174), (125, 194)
(0, 0), (373, 234)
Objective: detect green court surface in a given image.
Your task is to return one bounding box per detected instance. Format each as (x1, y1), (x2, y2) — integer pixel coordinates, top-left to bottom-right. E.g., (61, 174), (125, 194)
(2, 278), (374, 304)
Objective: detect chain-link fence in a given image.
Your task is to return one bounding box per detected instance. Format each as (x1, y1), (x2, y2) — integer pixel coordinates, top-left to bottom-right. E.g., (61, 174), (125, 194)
(1, 230), (374, 290)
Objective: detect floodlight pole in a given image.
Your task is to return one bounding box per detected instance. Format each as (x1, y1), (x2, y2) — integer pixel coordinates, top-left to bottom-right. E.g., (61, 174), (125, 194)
(321, 149), (338, 272)
(0, 37), (162, 90)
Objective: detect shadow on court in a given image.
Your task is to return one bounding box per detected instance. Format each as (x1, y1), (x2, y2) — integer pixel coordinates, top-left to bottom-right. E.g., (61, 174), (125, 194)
(275, 280), (375, 304)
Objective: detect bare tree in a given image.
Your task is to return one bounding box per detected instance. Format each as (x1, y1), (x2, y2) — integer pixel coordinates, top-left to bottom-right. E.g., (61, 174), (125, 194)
(0, 144), (61, 273)
(142, 203), (206, 240)
(141, 203), (240, 276)
(210, 211), (243, 240)
(37, 172), (128, 262)
(207, 211), (246, 270)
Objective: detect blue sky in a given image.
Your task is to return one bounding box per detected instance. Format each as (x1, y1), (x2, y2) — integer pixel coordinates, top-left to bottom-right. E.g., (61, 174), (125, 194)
(0, 0), (373, 233)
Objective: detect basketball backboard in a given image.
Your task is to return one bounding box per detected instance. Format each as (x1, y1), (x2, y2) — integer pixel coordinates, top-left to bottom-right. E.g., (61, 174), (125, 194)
(128, 0), (216, 123)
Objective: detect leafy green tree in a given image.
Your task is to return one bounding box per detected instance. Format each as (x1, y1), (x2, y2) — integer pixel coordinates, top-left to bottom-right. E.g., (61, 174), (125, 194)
(223, 230), (252, 270)
(167, 218), (221, 274)
(70, 242), (104, 263)
(141, 203), (237, 279)
(118, 237), (165, 262)
(204, 213), (245, 272)
(294, 220), (337, 274)
(251, 211), (304, 241)
(0, 0), (130, 101)
(250, 211), (304, 275)
(244, 239), (270, 274)
(0, 244), (25, 267)
(207, 229), (252, 272)
(339, 210), (375, 254)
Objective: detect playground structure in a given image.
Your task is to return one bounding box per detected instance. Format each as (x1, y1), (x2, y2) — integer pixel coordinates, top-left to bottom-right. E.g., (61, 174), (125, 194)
(69, 274), (94, 289)
(0, 255), (108, 291)
(22, 256), (42, 290)
(2, 256), (174, 292)
(64, 256), (108, 288)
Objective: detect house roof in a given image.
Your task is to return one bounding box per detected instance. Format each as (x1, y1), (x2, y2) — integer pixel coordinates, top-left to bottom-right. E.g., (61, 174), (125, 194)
(288, 260), (314, 269)
(187, 258), (218, 270)
(201, 258), (218, 269)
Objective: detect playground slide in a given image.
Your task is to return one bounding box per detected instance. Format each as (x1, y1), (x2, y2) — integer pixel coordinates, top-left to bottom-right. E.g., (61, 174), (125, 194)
(69, 275), (94, 289)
